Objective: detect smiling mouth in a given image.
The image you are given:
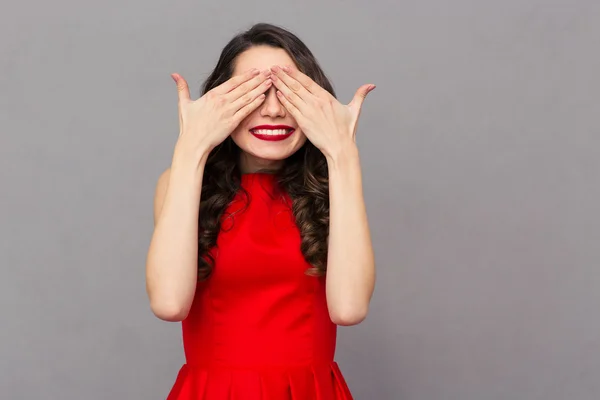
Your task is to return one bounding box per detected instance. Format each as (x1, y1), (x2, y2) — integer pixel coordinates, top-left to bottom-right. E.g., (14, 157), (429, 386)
(249, 125), (295, 141)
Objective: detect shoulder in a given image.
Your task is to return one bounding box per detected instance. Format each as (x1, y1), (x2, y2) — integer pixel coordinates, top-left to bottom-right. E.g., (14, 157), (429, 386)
(153, 168), (171, 225)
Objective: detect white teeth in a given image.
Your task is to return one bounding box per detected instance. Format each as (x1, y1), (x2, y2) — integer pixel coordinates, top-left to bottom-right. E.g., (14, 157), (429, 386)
(252, 129), (290, 135)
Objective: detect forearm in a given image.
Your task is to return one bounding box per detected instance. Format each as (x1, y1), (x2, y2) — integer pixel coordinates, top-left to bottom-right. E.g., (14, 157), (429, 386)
(325, 143), (376, 326)
(146, 143), (208, 321)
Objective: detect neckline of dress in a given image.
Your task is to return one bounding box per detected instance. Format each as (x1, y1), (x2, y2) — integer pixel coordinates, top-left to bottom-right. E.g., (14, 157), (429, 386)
(240, 172), (276, 185)
(241, 172), (276, 176)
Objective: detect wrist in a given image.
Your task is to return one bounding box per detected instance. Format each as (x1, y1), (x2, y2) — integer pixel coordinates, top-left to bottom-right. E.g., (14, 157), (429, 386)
(173, 139), (210, 174)
(325, 141), (360, 170)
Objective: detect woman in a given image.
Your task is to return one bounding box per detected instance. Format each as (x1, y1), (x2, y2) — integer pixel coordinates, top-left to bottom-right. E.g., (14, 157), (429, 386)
(146, 22), (376, 399)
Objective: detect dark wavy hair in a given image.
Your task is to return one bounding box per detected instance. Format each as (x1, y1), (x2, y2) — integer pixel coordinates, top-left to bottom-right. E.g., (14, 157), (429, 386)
(197, 23), (335, 280)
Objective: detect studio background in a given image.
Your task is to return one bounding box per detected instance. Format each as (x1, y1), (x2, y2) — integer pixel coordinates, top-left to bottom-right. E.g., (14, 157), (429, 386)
(1, 0), (599, 399)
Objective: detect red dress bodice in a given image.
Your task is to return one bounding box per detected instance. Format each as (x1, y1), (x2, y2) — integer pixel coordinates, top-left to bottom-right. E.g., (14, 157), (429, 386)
(167, 173), (353, 399)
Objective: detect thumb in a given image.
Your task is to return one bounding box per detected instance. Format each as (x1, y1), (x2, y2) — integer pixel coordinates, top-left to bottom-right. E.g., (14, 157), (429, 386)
(171, 73), (191, 102)
(348, 84), (375, 112)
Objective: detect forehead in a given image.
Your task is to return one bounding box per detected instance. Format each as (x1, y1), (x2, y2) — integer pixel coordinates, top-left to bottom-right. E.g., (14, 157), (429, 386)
(233, 45), (295, 76)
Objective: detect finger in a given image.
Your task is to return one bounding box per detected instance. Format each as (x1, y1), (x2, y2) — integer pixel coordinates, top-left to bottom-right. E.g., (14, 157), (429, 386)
(212, 68), (261, 95)
(229, 77), (273, 112)
(271, 73), (306, 113)
(225, 69), (271, 103)
(171, 73), (191, 102)
(276, 90), (301, 120)
(270, 65), (311, 102)
(348, 84), (376, 113)
(281, 65), (329, 98)
(232, 94), (267, 123)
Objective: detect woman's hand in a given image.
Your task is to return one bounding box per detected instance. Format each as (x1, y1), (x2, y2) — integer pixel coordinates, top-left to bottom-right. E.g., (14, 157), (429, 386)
(269, 65), (375, 159)
(171, 69), (273, 157)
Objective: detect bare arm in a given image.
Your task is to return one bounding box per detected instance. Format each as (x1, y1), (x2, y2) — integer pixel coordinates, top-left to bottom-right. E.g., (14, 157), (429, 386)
(325, 144), (376, 326)
(145, 69), (272, 322)
(145, 146), (208, 321)
(265, 65), (376, 326)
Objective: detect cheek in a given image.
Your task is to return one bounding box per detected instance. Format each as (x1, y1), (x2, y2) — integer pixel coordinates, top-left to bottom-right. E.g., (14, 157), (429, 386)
(295, 131), (308, 145)
(229, 128), (247, 148)
(231, 124), (246, 137)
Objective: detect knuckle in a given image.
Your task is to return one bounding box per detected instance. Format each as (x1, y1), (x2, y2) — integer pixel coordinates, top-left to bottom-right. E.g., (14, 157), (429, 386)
(234, 84), (249, 97)
(241, 94), (252, 104)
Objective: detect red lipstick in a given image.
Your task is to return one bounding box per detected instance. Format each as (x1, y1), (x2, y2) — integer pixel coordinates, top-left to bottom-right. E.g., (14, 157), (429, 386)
(249, 125), (295, 142)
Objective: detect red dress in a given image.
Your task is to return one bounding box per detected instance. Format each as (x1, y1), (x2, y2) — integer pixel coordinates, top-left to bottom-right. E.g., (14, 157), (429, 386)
(166, 173), (354, 399)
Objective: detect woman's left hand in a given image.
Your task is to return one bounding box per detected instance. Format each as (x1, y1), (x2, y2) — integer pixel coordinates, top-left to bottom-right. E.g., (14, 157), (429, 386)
(270, 65), (375, 159)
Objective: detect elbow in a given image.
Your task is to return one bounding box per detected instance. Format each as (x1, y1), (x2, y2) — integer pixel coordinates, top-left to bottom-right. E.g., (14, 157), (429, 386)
(146, 267), (193, 322)
(329, 305), (369, 326)
(149, 299), (190, 322)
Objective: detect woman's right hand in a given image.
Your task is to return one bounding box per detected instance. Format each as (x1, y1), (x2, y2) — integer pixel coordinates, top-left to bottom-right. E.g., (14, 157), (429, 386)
(171, 68), (273, 157)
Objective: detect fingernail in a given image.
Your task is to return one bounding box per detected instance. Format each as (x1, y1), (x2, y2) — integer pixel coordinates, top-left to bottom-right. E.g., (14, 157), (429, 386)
(282, 65), (291, 73)
(251, 68), (260, 75)
(270, 66), (279, 72)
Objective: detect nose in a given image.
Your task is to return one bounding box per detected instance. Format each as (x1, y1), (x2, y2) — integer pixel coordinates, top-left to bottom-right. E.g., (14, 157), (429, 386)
(259, 86), (286, 118)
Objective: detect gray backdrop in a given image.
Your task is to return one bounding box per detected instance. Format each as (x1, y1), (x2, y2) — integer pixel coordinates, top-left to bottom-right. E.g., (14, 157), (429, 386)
(1, 0), (599, 399)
